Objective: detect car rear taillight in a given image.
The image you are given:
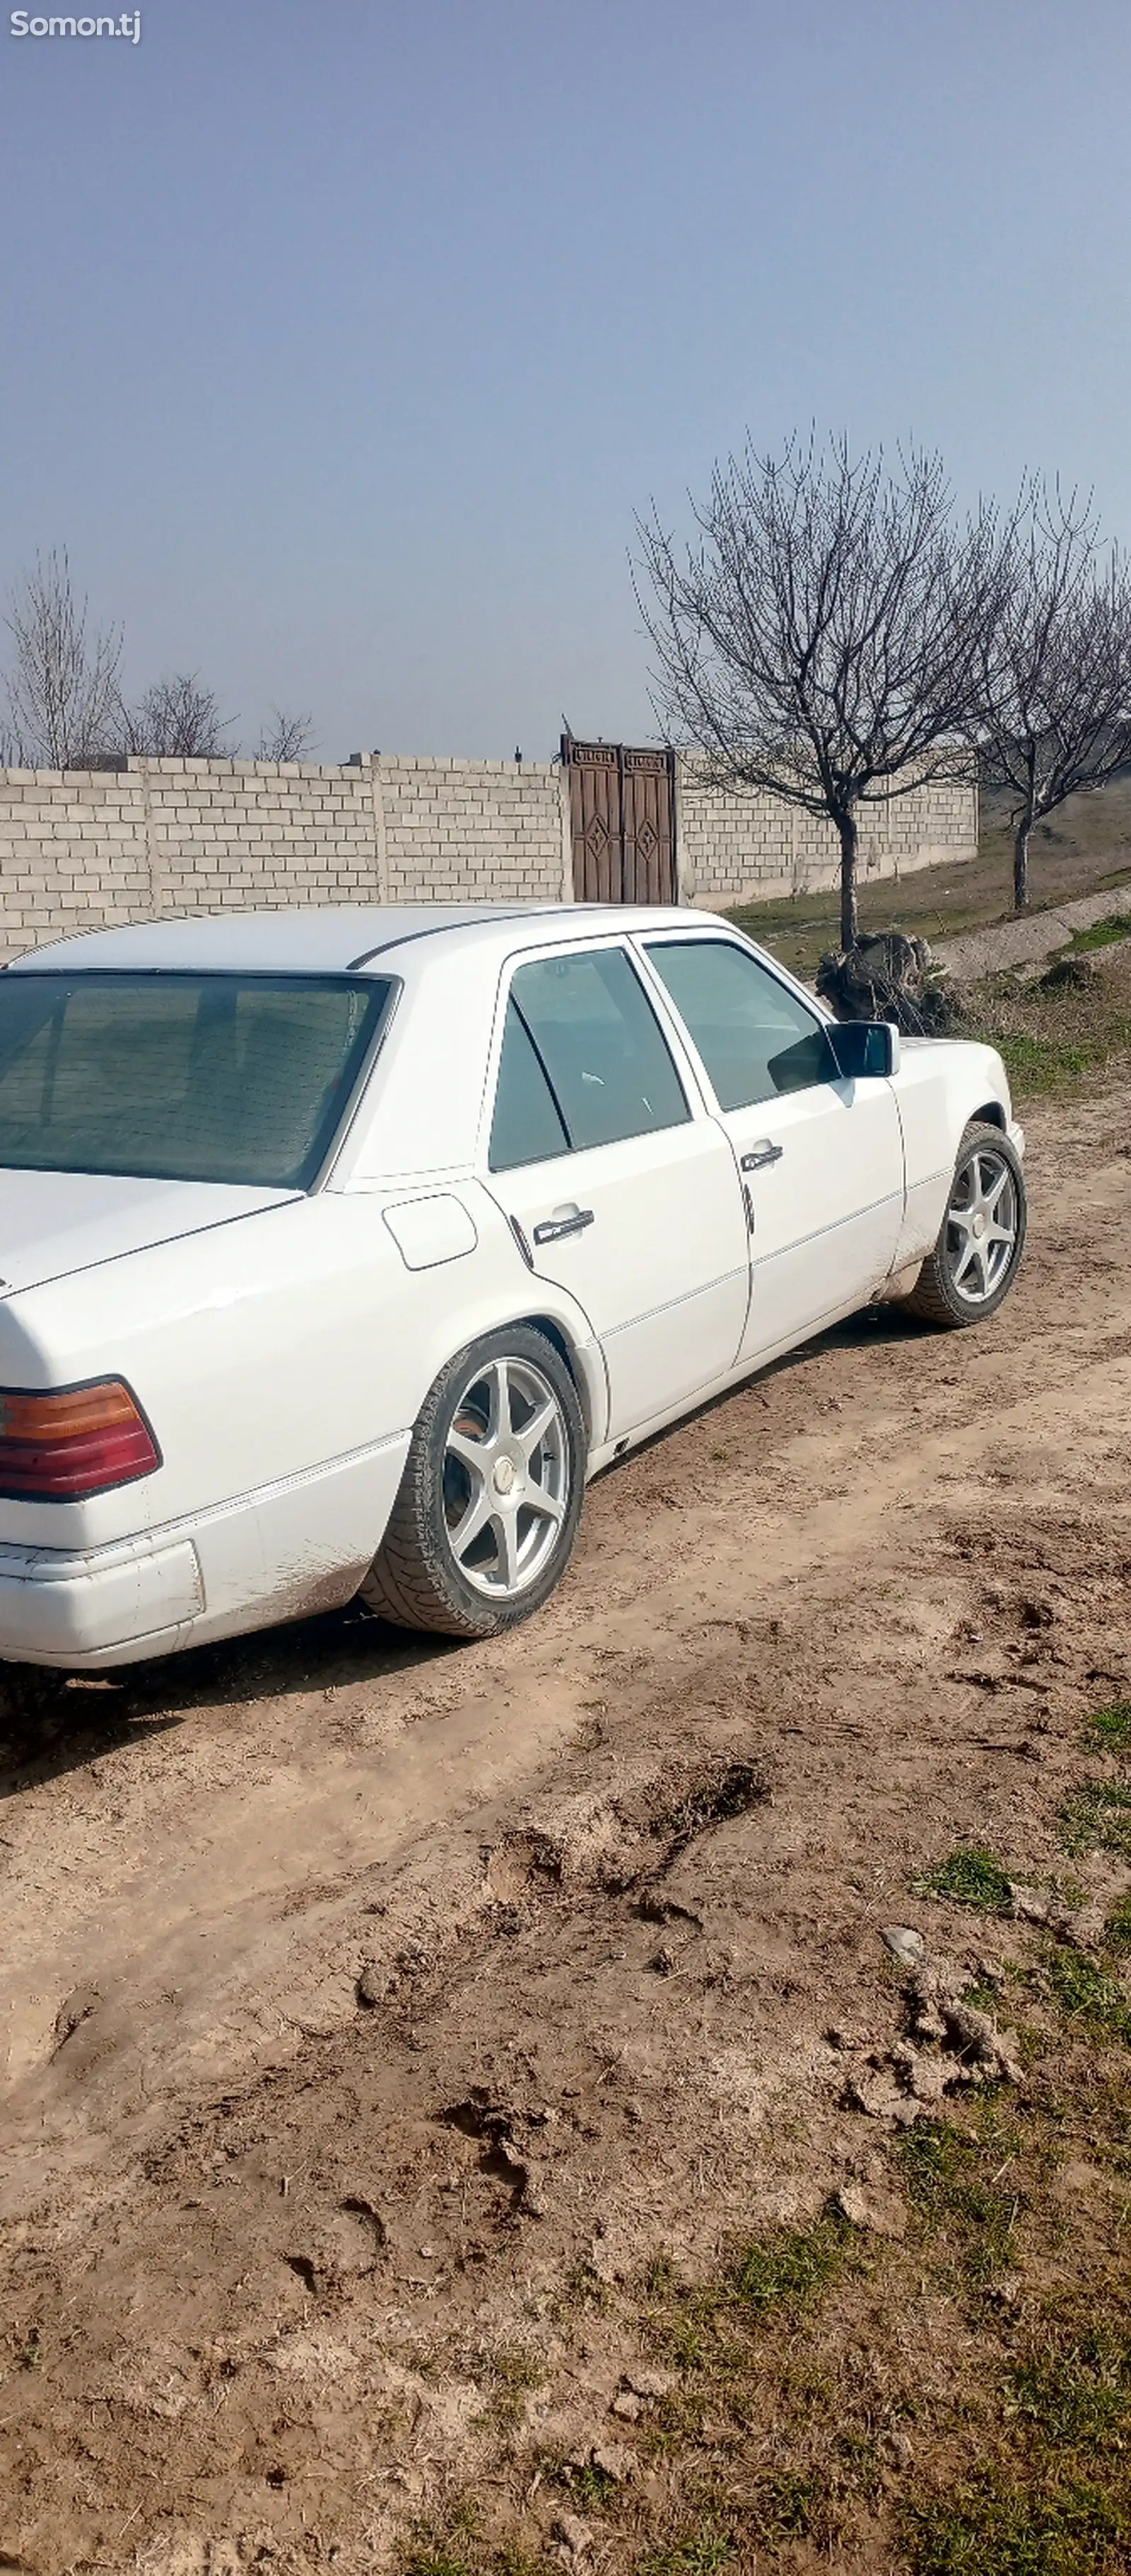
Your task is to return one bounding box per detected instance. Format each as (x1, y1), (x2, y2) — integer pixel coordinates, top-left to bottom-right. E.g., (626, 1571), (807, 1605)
(0, 1379), (160, 1499)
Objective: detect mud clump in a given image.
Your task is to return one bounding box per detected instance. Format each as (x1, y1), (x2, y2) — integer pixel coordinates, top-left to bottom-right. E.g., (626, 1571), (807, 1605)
(441, 2085), (556, 2218)
(843, 1943), (1022, 2125)
(657, 1760), (767, 1854)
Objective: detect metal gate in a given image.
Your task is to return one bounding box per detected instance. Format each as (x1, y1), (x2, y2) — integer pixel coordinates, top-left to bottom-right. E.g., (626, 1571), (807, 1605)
(562, 735), (677, 904)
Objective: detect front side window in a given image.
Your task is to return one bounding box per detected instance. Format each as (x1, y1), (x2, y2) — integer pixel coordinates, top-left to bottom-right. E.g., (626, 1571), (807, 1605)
(489, 945), (689, 1170)
(644, 938), (838, 1111)
(0, 971), (392, 1188)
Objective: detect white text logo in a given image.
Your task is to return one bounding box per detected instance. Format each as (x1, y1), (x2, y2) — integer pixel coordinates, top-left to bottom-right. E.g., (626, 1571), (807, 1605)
(11, 11), (141, 37)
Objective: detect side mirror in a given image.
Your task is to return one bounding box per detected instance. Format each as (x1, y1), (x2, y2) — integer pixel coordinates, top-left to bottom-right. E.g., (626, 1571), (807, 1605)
(826, 1020), (901, 1080)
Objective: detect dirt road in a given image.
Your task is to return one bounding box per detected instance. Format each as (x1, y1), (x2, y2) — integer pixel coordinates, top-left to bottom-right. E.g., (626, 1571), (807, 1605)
(4, 1083), (1131, 2574)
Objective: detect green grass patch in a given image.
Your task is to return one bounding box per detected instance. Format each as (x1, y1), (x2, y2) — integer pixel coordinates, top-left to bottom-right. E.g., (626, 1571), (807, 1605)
(553, 2259), (614, 2316)
(905, 2473), (1131, 2576)
(1084, 1701), (1131, 1754)
(403, 2545), (545, 2576)
(1045, 1947), (1131, 2045)
(402, 2554), (472, 2576)
(390, 2003), (1131, 2576)
(960, 963), (1131, 1107)
(1011, 2326), (1131, 2451)
(1059, 1782), (1131, 1861)
(644, 2293), (744, 2384)
(558, 2458), (621, 2512)
(731, 2213), (853, 2316)
(643, 2214), (856, 2381)
(479, 2347), (545, 2427)
(899, 2114), (1022, 2280)
(747, 2470), (822, 2539)
(993, 1030), (1094, 1098)
(1104, 1891), (1131, 1954)
(1070, 914), (1131, 953)
(913, 1846), (1013, 1912)
(638, 2530), (734, 2576)
(963, 1978), (1004, 2015)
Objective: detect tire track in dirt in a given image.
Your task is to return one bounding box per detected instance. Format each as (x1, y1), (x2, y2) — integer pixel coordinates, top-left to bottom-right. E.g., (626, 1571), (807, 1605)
(3, 1085), (1131, 2569)
(2, 1089), (1130, 2188)
(6, 1318), (1131, 2196)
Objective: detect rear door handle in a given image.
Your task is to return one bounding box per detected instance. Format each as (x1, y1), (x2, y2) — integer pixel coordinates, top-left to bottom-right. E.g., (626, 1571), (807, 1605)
(742, 1141), (784, 1171)
(532, 1206), (595, 1245)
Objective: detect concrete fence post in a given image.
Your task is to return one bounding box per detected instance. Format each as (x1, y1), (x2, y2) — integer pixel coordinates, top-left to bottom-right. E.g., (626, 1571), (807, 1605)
(558, 762), (574, 901)
(370, 755), (390, 904)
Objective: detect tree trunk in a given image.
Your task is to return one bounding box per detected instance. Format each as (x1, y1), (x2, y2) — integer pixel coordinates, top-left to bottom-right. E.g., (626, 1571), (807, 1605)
(837, 811), (859, 950)
(1014, 819), (1031, 911)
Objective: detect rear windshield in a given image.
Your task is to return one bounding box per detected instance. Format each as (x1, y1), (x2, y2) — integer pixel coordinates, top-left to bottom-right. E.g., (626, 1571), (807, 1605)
(0, 970), (394, 1188)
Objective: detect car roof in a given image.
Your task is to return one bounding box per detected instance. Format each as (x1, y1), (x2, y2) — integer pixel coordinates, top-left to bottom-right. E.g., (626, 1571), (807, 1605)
(6, 902), (727, 977)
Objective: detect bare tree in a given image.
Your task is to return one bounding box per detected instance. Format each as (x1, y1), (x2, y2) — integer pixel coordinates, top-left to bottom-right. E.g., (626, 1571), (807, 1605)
(637, 435), (1005, 949)
(4, 548), (123, 768)
(257, 705), (315, 762)
(975, 482), (1131, 910)
(124, 671), (238, 759)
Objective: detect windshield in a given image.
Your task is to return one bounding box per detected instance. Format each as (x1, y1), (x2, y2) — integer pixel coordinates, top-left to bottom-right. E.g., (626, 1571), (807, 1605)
(0, 970), (393, 1188)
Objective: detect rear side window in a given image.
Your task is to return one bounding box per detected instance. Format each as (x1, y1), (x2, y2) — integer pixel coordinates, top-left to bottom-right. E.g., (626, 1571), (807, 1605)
(0, 971), (392, 1188)
(489, 1001), (570, 1170)
(644, 938), (838, 1109)
(490, 946), (688, 1170)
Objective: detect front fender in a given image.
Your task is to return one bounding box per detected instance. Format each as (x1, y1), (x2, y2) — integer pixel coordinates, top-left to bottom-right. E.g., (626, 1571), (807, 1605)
(889, 1037), (1016, 1272)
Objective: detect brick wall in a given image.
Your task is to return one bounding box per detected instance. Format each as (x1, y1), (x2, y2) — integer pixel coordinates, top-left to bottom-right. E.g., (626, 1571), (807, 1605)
(675, 764), (977, 906)
(375, 757), (568, 904)
(0, 753), (569, 960)
(0, 750), (975, 959)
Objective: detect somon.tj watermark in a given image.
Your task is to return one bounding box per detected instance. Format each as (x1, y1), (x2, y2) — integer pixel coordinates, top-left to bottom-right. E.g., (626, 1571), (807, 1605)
(11, 11), (141, 37)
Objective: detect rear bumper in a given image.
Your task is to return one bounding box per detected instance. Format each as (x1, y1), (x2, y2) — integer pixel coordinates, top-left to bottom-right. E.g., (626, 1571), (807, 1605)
(0, 1430), (412, 1668)
(0, 1532), (205, 1667)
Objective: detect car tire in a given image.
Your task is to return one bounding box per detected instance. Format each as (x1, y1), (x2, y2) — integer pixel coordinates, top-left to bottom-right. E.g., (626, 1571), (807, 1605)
(361, 1324), (587, 1638)
(906, 1120), (1026, 1329)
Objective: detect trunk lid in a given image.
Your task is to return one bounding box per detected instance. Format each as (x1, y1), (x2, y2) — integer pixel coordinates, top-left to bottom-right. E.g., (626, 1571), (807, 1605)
(0, 1170), (299, 1298)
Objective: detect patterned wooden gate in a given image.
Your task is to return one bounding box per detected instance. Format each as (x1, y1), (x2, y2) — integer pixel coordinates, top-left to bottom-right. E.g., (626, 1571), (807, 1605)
(562, 735), (677, 904)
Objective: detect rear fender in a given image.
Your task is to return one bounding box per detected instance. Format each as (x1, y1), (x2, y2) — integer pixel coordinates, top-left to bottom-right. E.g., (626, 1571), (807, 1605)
(0, 1184), (606, 1554)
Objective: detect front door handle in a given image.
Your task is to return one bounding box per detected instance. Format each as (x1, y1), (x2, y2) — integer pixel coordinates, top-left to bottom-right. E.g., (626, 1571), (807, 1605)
(532, 1205), (595, 1246)
(742, 1141), (784, 1172)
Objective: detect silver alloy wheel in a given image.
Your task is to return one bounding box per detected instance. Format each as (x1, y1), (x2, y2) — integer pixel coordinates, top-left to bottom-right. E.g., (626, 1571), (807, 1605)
(441, 1353), (570, 1600)
(944, 1141), (1020, 1306)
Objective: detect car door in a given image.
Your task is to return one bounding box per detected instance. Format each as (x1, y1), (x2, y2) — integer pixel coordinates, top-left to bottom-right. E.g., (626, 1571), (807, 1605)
(638, 933), (905, 1363)
(481, 940), (751, 1440)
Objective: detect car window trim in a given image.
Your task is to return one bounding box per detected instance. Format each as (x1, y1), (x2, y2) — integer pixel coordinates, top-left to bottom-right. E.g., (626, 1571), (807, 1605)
(488, 992), (573, 1173)
(310, 975), (404, 1191)
(631, 929), (840, 1114)
(633, 926), (831, 1027)
(501, 942), (692, 1156)
(477, 933), (713, 1176)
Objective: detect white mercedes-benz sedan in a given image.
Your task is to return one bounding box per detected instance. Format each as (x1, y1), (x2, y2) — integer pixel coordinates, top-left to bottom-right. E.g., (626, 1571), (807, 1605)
(0, 902), (1025, 1668)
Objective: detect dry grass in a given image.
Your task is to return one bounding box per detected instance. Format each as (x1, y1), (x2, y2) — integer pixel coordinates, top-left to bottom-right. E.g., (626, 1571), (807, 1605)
(389, 1693), (1131, 2575)
(959, 946), (1131, 1104)
(722, 777), (1131, 1109)
(399, 2055), (1131, 2572)
(726, 774), (1131, 984)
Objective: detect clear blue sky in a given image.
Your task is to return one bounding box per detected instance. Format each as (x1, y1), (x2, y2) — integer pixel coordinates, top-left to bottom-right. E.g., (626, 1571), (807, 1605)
(3, 0), (1130, 759)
